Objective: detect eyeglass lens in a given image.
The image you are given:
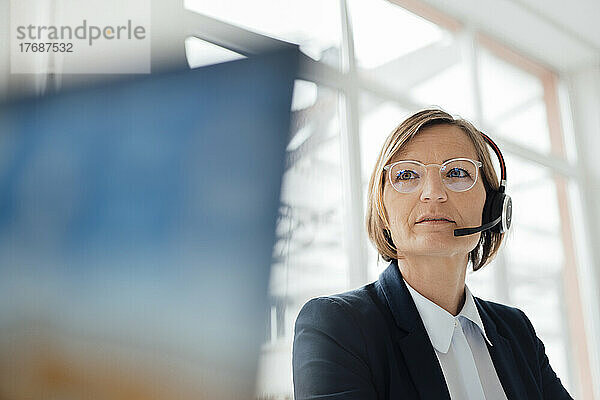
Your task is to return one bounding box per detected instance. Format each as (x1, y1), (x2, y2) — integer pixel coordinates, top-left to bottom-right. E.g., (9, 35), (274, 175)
(389, 160), (478, 193)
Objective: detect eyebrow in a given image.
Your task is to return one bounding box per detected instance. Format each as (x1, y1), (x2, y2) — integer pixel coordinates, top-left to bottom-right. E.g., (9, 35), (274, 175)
(399, 158), (456, 163)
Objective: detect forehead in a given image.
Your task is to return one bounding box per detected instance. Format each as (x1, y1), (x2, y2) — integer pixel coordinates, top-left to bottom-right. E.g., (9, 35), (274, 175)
(392, 124), (479, 162)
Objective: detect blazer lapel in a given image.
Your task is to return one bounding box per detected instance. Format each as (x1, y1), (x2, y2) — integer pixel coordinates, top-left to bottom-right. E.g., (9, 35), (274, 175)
(378, 261), (451, 400)
(474, 298), (528, 400)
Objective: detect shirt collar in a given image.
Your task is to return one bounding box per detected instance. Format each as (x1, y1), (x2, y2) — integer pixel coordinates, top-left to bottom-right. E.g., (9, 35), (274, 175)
(402, 276), (493, 353)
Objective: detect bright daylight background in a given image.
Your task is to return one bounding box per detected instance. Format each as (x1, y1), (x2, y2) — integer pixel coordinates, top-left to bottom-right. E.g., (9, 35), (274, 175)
(180, 0), (600, 398)
(1, 0), (599, 399)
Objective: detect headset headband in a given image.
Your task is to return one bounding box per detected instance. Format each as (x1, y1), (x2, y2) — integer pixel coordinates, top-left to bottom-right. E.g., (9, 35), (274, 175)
(478, 131), (507, 190)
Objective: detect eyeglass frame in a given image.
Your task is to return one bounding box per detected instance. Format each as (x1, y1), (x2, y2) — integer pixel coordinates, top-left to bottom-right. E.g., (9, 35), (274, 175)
(383, 157), (483, 193)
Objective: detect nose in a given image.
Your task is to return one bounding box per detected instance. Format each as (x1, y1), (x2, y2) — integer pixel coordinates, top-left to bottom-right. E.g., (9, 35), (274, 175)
(419, 166), (448, 202)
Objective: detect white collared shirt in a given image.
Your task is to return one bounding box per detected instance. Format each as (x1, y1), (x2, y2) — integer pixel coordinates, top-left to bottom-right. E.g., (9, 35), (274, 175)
(403, 277), (508, 400)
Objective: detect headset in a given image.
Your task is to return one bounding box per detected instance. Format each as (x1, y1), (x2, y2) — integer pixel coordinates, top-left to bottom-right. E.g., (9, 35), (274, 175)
(453, 132), (512, 236)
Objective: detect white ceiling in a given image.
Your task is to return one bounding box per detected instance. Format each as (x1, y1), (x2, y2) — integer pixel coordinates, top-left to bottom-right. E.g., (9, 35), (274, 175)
(515, 0), (600, 48)
(417, 0), (600, 72)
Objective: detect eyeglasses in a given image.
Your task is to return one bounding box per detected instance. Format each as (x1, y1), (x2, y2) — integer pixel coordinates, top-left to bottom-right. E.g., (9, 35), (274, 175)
(383, 157), (483, 193)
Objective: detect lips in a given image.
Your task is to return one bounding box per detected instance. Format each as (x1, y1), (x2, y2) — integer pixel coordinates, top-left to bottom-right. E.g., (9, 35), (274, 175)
(416, 215), (455, 224)
(417, 219), (453, 223)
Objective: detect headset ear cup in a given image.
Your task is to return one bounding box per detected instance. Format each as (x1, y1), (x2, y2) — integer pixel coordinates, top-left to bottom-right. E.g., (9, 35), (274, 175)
(481, 190), (495, 227)
(482, 190), (506, 233)
(490, 192), (507, 233)
(503, 195), (512, 232)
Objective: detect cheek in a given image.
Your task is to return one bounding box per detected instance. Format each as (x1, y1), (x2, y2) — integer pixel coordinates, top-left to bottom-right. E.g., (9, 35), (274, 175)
(467, 184), (487, 223)
(383, 189), (413, 230)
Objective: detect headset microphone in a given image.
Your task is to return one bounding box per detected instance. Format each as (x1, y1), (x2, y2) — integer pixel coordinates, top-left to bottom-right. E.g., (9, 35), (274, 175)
(454, 215), (502, 236)
(453, 132), (513, 237)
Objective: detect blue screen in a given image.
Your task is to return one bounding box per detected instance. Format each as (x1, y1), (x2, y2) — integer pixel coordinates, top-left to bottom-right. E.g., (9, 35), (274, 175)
(0, 48), (298, 399)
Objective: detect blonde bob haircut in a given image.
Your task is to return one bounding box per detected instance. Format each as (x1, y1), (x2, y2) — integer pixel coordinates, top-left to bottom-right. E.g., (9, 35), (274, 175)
(365, 108), (505, 272)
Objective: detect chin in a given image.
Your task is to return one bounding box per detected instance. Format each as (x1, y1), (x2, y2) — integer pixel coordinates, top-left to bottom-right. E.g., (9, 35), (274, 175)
(413, 237), (471, 254)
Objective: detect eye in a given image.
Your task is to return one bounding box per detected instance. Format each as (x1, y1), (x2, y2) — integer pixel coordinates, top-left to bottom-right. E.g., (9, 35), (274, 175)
(395, 170), (419, 181)
(447, 168), (470, 178)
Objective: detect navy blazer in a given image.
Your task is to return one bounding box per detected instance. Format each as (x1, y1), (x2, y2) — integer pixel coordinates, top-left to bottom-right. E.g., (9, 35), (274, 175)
(292, 260), (573, 399)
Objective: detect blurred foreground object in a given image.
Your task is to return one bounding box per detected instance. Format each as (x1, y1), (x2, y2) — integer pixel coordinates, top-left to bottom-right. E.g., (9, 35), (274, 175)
(0, 47), (298, 400)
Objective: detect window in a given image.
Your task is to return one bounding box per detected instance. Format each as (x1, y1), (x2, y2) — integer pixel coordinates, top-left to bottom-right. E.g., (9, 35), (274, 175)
(255, 81), (348, 398)
(185, 36), (245, 68)
(478, 46), (551, 154)
(184, 1), (595, 398)
(185, 0), (342, 68)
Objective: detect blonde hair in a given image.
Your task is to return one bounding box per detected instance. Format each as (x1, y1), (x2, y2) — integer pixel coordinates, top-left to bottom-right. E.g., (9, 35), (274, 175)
(365, 108), (505, 271)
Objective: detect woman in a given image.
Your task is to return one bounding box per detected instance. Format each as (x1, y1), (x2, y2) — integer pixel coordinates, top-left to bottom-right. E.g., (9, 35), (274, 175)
(292, 109), (573, 400)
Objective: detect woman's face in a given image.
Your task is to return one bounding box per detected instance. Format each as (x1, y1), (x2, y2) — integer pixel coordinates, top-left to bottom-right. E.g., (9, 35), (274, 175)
(382, 124), (486, 258)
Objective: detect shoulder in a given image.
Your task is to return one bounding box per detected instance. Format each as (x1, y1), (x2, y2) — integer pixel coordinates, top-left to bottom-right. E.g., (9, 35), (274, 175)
(292, 286), (384, 399)
(293, 283), (390, 351)
(475, 297), (538, 342)
(293, 285), (381, 369)
(296, 283), (382, 329)
(476, 297), (523, 318)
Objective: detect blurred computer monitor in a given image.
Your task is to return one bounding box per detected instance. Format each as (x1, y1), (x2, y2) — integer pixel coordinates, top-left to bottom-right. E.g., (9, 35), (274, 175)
(0, 48), (298, 400)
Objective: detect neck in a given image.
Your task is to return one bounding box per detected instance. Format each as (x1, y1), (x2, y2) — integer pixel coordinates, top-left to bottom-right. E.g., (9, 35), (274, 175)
(397, 254), (467, 316)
